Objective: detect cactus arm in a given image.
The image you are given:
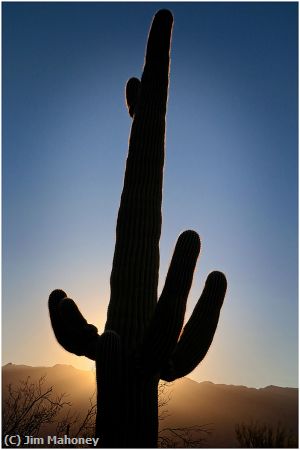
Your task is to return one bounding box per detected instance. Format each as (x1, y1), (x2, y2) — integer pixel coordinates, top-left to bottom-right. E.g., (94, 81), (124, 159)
(106, 10), (173, 348)
(95, 331), (122, 448)
(126, 77), (141, 118)
(160, 271), (227, 381)
(48, 289), (98, 360)
(136, 230), (200, 375)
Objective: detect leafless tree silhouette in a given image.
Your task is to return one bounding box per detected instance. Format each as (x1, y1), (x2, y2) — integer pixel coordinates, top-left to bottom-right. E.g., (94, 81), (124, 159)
(3, 377), (211, 448)
(2, 376), (70, 446)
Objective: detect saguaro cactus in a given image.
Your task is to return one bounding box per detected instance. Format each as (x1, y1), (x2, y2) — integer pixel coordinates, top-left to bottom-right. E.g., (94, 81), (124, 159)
(48, 9), (227, 448)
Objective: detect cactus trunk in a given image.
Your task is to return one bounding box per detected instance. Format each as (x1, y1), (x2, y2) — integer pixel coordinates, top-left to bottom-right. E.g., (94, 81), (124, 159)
(48, 9), (227, 448)
(95, 330), (159, 447)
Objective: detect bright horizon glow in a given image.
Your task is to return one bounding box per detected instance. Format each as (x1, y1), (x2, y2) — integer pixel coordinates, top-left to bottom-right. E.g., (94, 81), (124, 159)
(2, 2), (298, 389)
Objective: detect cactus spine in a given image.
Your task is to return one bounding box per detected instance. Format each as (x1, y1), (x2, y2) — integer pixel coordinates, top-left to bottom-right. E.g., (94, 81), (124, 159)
(48, 10), (227, 448)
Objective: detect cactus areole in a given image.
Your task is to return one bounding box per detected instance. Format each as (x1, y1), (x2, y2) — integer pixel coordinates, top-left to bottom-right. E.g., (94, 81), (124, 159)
(48, 10), (227, 448)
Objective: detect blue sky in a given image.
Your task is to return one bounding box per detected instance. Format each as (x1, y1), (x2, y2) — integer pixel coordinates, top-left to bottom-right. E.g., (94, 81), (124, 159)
(2, 2), (298, 388)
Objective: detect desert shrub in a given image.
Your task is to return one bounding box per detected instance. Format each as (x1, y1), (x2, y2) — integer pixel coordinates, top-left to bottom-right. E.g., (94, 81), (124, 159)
(235, 421), (297, 448)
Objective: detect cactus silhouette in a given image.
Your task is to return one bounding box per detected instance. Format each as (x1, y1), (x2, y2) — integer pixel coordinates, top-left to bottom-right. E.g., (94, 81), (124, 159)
(48, 9), (227, 448)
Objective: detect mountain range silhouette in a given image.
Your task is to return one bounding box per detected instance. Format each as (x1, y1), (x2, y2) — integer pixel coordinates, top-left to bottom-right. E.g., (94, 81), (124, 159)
(2, 363), (297, 448)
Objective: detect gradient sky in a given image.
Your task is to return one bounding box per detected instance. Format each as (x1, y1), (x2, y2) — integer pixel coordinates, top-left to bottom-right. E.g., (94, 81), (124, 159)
(3, 2), (298, 388)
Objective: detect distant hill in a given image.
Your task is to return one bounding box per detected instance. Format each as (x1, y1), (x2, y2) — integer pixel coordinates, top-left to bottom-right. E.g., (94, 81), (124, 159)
(2, 363), (298, 448)
(163, 377), (298, 447)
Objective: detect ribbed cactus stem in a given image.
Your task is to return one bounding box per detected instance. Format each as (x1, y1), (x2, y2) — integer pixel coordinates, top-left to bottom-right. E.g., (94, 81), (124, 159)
(48, 9), (227, 448)
(126, 77), (141, 117)
(96, 331), (122, 447)
(49, 289), (98, 359)
(106, 10), (173, 351)
(137, 230), (200, 375)
(161, 271), (227, 382)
